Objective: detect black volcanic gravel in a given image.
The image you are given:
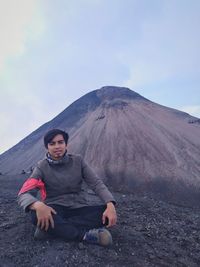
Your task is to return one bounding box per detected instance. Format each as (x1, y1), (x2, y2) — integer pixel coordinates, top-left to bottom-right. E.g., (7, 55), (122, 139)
(0, 175), (200, 267)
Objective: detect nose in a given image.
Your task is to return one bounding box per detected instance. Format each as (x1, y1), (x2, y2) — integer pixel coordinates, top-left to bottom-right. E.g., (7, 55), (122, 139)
(55, 142), (60, 148)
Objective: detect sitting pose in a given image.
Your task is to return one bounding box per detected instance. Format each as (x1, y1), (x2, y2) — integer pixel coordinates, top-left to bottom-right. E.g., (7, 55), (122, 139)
(18, 129), (117, 246)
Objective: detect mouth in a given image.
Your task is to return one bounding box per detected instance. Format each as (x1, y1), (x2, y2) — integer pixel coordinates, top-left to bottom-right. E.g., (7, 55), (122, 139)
(54, 150), (63, 154)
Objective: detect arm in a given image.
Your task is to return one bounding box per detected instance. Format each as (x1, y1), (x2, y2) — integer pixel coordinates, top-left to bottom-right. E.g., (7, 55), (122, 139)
(17, 166), (56, 230)
(17, 166), (45, 212)
(18, 179), (43, 212)
(81, 158), (116, 204)
(81, 158), (117, 227)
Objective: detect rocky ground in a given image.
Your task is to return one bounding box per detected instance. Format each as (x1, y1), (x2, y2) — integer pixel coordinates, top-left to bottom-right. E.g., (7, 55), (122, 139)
(0, 175), (200, 267)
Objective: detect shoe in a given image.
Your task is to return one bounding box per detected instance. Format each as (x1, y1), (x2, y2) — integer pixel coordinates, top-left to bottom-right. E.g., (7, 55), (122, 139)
(34, 227), (49, 241)
(83, 228), (112, 247)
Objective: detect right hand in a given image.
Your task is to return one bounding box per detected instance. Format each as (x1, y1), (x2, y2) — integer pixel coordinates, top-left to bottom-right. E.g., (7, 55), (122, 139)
(30, 201), (57, 231)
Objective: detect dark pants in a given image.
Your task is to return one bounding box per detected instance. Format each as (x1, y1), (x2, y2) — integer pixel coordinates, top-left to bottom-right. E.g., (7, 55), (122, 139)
(31, 204), (106, 241)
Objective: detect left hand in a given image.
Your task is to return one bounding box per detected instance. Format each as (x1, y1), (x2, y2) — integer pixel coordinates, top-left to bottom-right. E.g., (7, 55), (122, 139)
(102, 202), (117, 228)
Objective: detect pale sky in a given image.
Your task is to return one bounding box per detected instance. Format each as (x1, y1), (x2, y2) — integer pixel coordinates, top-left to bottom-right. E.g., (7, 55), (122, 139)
(0, 0), (200, 154)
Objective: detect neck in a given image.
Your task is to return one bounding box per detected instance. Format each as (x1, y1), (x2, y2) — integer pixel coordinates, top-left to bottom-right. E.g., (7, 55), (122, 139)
(46, 151), (67, 164)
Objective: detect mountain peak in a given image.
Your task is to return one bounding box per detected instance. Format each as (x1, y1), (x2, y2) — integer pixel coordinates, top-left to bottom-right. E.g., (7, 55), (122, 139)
(96, 86), (145, 101)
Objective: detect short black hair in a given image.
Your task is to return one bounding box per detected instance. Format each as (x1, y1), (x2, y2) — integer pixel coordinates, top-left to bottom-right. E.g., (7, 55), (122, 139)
(44, 129), (69, 148)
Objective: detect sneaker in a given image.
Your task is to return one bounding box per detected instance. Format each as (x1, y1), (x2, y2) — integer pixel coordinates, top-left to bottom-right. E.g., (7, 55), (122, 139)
(34, 227), (49, 241)
(83, 228), (112, 247)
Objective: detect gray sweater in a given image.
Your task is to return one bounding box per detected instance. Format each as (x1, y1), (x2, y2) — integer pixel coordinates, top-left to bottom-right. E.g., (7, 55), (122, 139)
(18, 154), (115, 212)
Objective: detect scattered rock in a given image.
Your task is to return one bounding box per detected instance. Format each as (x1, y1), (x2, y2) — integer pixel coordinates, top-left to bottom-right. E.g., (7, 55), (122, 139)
(1, 175), (200, 266)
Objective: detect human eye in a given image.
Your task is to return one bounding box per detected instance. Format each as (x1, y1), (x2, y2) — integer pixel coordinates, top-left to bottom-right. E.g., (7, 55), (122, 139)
(49, 142), (55, 146)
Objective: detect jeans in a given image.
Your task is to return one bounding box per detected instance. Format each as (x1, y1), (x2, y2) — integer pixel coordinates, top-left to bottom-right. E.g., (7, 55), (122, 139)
(31, 204), (107, 241)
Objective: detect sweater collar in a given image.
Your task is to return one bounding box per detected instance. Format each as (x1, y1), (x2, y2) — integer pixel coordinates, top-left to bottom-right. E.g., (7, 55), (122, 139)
(46, 151), (69, 165)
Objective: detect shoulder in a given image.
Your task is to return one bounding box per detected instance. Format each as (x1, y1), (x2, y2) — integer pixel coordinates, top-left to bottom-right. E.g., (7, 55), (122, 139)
(68, 153), (82, 160)
(30, 159), (47, 178)
(37, 158), (48, 169)
(67, 154), (83, 165)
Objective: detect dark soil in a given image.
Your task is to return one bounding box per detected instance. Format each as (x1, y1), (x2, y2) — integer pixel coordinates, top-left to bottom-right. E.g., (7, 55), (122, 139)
(0, 175), (200, 267)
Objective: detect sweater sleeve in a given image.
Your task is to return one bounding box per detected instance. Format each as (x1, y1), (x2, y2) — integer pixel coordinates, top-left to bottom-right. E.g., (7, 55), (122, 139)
(17, 166), (45, 212)
(81, 158), (116, 205)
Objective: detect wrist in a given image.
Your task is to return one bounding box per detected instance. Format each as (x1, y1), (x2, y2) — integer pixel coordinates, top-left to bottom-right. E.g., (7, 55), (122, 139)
(106, 202), (114, 208)
(29, 201), (44, 210)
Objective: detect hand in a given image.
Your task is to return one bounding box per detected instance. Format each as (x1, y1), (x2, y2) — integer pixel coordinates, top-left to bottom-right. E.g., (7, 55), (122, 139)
(102, 202), (117, 228)
(30, 201), (57, 231)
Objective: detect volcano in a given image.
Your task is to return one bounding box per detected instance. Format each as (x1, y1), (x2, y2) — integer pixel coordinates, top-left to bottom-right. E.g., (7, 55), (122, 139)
(0, 86), (200, 199)
(1, 86), (200, 266)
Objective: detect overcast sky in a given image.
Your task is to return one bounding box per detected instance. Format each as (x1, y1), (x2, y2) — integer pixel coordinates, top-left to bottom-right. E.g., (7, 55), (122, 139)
(0, 0), (200, 154)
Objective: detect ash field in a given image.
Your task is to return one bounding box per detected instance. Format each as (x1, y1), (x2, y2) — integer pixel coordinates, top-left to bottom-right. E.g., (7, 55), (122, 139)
(0, 174), (200, 267)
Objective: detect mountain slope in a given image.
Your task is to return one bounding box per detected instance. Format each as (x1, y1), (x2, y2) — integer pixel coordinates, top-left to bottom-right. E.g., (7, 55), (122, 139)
(0, 86), (200, 196)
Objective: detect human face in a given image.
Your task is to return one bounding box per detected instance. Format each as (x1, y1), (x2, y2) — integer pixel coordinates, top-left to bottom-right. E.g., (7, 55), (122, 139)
(47, 134), (67, 160)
